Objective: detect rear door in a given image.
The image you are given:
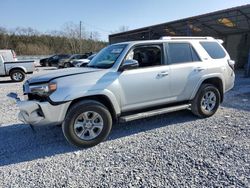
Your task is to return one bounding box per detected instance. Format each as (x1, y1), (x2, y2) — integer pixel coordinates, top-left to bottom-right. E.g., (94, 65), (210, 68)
(166, 42), (205, 101)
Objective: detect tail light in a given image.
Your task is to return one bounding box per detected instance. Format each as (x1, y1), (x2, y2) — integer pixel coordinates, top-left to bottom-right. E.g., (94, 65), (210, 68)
(228, 59), (235, 70)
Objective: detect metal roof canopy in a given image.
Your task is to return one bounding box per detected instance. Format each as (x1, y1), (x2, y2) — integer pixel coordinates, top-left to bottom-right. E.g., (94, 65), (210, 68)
(109, 4), (250, 43)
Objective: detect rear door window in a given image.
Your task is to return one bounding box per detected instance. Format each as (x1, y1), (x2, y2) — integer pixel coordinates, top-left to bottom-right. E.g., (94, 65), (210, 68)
(167, 43), (200, 64)
(200, 41), (226, 59)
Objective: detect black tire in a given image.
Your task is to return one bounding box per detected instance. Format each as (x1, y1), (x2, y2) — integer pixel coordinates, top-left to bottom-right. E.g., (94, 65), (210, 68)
(64, 62), (71, 68)
(45, 61), (49, 67)
(10, 69), (25, 82)
(62, 100), (112, 148)
(191, 84), (221, 118)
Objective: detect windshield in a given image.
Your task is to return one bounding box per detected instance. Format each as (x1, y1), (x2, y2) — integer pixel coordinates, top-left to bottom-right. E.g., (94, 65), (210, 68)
(69, 55), (79, 60)
(87, 44), (126, 69)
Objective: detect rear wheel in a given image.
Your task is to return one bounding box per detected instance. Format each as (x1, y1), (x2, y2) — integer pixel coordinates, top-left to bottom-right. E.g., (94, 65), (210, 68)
(10, 70), (25, 82)
(62, 100), (112, 148)
(191, 84), (220, 118)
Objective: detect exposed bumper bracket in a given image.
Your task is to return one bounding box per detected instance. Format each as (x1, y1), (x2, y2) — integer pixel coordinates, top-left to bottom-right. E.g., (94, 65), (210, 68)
(7, 92), (70, 127)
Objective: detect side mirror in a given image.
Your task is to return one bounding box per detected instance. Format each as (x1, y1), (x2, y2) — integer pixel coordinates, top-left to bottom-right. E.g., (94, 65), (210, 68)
(120, 59), (139, 71)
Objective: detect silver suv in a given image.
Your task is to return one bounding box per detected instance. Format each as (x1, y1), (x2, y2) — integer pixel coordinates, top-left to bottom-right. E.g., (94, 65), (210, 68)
(9, 37), (235, 147)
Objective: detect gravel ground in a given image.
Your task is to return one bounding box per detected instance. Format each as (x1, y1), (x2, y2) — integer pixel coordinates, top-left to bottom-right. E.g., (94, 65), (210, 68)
(0, 68), (249, 187)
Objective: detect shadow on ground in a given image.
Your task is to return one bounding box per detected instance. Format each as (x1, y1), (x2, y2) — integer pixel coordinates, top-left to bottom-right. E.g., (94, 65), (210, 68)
(0, 80), (15, 84)
(0, 110), (196, 166)
(222, 92), (250, 112)
(220, 72), (250, 112)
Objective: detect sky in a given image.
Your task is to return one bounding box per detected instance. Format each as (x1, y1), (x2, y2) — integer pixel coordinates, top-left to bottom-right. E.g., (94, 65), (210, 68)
(0, 0), (249, 41)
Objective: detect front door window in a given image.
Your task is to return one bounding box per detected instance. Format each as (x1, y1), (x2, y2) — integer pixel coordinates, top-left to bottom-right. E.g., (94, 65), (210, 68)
(126, 45), (162, 68)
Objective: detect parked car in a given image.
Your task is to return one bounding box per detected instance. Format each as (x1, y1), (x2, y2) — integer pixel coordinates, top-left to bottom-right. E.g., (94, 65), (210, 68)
(9, 36), (235, 147)
(40, 54), (70, 67)
(58, 54), (89, 68)
(0, 49), (17, 62)
(70, 54), (96, 67)
(0, 55), (34, 82)
(39, 55), (53, 66)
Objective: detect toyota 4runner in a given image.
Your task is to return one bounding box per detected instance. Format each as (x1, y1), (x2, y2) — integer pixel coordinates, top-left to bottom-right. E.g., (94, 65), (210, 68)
(8, 37), (235, 147)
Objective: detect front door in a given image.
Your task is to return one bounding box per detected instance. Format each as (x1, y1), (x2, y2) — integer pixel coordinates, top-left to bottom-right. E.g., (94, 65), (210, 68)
(118, 44), (171, 112)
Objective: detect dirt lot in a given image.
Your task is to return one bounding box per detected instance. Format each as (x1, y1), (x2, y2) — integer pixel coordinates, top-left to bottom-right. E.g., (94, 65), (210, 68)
(0, 68), (249, 187)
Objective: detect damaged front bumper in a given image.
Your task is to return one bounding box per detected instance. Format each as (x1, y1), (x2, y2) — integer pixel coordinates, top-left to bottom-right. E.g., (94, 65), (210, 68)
(7, 92), (70, 126)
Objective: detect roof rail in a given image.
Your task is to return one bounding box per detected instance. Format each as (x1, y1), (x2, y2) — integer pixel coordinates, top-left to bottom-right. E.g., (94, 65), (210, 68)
(160, 36), (214, 40)
(216, 39), (224, 44)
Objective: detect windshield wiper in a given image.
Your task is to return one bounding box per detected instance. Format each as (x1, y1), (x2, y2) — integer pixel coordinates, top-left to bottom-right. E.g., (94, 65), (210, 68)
(86, 64), (111, 69)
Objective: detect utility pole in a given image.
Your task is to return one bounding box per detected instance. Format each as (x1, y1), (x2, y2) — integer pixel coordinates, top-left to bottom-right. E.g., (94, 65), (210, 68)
(79, 21), (82, 53)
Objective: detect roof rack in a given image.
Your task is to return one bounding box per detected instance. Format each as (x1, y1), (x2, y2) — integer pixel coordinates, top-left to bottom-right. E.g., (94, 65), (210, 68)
(160, 36), (214, 40)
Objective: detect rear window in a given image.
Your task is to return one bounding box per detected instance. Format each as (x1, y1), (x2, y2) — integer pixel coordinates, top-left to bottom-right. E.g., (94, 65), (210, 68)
(200, 41), (226, 59)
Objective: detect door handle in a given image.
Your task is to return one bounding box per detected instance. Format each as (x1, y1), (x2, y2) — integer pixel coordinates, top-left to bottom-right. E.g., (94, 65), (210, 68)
(195, 67), (205, 72)
(157, 71), (169, 77)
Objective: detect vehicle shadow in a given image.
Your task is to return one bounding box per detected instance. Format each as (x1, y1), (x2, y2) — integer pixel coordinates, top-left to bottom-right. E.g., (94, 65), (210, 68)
(221, 88), (250, 112)
(0, 110), (196, 167)
(0, 80), (15, 84)
(220, 72), (250, 112)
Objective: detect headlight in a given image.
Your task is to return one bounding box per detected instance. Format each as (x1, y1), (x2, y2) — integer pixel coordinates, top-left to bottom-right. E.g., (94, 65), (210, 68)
(29, 82), (57, 96)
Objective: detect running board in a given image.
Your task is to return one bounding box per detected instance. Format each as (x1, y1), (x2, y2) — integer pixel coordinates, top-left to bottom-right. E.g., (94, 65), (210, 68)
(119, 104), (191, 123)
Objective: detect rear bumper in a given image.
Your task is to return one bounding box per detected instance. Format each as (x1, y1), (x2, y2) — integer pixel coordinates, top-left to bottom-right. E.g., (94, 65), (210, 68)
(8, 93), (70, 126)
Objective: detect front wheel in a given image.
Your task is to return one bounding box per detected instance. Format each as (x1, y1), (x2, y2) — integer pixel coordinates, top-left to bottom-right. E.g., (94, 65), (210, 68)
(64, 62), (72, 68)
(10, 70), (25, 82)
(191, 84), (221, 118)
(45, 62), (50, 67)
(62, 100), (112, 148)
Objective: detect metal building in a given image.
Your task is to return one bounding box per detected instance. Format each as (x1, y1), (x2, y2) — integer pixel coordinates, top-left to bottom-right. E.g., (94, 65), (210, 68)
(109, 4), (250, 69)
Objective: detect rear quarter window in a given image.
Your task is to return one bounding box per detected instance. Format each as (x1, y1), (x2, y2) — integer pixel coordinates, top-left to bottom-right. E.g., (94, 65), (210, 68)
(200, 41), (226, 59)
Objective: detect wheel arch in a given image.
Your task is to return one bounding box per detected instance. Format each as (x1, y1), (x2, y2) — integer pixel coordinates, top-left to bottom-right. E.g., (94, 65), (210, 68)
(191, 76), (224, 103)
(67, 94), (119, 122)
(8, 67), (26, 75)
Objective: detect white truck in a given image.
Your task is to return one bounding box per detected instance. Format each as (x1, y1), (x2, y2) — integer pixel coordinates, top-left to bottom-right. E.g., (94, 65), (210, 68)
(9, 37), (235, 147)
(0, 52), (35, 82)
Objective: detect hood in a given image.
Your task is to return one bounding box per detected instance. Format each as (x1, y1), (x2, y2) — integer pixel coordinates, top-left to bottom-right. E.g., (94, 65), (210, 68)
(27, 67), (101, 84)
(80, 59), (90, 63)
(73, 59), (90, 64)
(40, 58), (48, 62)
